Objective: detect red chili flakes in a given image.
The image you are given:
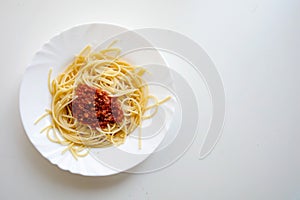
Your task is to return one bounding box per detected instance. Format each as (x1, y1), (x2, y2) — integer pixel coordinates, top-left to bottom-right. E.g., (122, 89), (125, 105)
(72, 84), (123, 129)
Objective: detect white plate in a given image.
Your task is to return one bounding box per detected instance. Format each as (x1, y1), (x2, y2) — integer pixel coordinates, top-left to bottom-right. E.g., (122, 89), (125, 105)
(20, 23), (223, 176)
(19, 23), (180, 176)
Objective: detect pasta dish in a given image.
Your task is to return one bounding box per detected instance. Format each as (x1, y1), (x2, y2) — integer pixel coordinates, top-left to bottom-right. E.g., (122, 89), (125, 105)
(35, 41), (170, 159)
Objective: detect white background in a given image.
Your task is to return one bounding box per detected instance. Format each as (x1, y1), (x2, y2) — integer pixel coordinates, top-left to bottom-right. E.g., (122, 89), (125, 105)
(1, 0), (300, 199)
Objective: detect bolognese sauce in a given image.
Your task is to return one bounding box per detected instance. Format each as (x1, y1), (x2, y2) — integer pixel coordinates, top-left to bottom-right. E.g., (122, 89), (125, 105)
(72, 84), (123, 129)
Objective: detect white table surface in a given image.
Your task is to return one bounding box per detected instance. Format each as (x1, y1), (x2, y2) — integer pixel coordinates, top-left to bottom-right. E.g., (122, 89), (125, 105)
(1, 0), (299, 199)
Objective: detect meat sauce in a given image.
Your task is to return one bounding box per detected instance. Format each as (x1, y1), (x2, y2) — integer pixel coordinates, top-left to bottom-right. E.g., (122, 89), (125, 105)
(71, 84), (123, 129)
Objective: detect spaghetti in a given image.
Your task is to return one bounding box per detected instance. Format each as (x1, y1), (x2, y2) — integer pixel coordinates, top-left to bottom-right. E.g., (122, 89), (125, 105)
(36, 42), (170, 159)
